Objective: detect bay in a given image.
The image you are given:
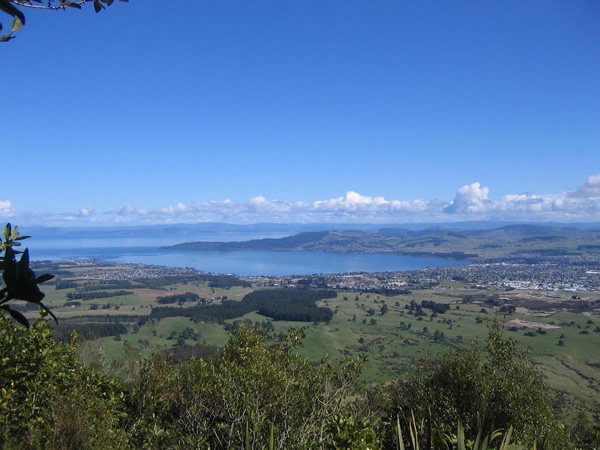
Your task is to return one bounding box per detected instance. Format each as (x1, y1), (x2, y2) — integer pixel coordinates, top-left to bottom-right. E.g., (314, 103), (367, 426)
(27, 233), (466, 276)
(30, 246), (465, 276)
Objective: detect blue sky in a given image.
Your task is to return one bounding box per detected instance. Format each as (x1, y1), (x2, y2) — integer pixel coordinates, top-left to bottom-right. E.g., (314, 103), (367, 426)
(2, 0), (599, 225)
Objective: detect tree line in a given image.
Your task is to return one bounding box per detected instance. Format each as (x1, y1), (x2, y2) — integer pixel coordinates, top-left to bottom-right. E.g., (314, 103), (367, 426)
(66, 290), (134, 301)
(156, 292), (201, 304)
(147, 288), (336, 324)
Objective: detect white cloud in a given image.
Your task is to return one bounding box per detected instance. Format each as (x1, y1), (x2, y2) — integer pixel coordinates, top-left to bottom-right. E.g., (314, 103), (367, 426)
(191, 199), (243, 217)
(494, 194), (553, 214)
(567, 173), (600, 198)
(78, 207), (94, 217)
(444, 182), (491, 214)
(443, 174), (600, 219)
(91, 175), (600, 224)
(0, 200), (14, 217)
(161, 203), (187, 214)
(248, 196), (296, 213)
(313, 191), (430, 216)
(115, 203), (149, 216)
(313, 191), (386, 212)
(5, 173), (600, 225)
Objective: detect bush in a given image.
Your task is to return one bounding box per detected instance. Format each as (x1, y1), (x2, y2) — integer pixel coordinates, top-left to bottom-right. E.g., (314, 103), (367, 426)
(383, 318), (569, 447)
(0, 316), (129, 448)
(128, 324), (376, 448)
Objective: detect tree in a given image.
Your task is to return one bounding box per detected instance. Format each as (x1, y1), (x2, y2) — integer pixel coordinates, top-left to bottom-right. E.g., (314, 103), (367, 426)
(0, 0), (127, 42)
(385, 318), (569, 447)
(129, 324), (377, 449)
(0, 315), (129, 448)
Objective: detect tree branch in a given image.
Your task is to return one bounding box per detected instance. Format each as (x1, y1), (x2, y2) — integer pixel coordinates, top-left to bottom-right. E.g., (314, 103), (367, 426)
(12, 0), (87, 11)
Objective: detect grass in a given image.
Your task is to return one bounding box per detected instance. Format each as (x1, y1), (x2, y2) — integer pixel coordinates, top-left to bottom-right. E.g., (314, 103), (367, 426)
(223, 290), (600, 412)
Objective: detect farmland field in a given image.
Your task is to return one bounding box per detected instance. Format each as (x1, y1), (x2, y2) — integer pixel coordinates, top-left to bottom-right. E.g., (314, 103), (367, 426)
(27, 259), (600, 420)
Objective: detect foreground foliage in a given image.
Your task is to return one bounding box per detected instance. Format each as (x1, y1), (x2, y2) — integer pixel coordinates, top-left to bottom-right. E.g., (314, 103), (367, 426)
(380, 319), (569, 448)
(0, 316), (129, 449)
(5, 315), (598, 449)
(129, 325), (377, 449)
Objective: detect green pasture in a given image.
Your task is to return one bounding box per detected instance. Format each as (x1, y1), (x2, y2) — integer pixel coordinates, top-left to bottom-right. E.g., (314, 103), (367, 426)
(90, 316), (232, 361)
(36, 280), (253, 321)
(44, 278), (599, 416)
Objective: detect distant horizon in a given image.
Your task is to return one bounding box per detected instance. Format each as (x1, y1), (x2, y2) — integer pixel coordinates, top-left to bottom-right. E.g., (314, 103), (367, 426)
(18, 219), (600, 233)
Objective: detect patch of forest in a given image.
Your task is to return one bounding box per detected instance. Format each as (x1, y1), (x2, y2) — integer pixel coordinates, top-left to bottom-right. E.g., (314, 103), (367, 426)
(53, 322), (128, 341)
(156, 292), (203, 304)
(67, 290), (134, 300)
(147, 288), (337, 324)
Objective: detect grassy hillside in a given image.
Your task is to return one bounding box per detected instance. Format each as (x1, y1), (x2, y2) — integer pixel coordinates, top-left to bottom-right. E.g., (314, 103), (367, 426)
(167, 224), (600, 261)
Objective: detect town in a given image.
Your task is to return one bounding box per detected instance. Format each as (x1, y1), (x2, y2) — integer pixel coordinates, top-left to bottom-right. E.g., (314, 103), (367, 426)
(34, 257), (600, 293)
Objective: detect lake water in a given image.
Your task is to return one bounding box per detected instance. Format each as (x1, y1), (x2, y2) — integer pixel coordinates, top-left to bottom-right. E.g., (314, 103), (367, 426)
(27, 234), (466, 276)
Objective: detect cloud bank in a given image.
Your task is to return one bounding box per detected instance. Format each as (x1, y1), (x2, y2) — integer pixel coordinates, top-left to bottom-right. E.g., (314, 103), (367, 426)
(2, 174), (600, 226)
(443, 173), (600, 220)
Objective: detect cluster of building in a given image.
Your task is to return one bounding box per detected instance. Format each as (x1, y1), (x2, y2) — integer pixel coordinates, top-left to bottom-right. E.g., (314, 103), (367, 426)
(52, 260), (199, 281)
(244, 262), (600, 293)
(45, 258), (600, 293)
(416, 262), (600, 292)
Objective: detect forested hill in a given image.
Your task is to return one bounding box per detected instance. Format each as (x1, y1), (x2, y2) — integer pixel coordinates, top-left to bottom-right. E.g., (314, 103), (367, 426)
(166, 224), (600, 261)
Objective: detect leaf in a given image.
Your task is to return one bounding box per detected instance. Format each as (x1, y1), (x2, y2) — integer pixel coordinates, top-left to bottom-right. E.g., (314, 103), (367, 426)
(3, 246), (17, 287)
(498, 426), (514, 450)
(457, 420), (465, 450)
(0, 33), (14, 42)
(397, 415), (405, 450)
(40, 302), (58, 324)
(17, 248), (30, 274)
(93, 0), (104, 12)
(0, 2), (24, 24)
(15, 235), (30, 241)
(3, 223), (10, 241)
(10, 17), (22, 33)
(245, 420), (250, 450)
(5, 306), (30, 328)
(11, 225), (18, 239)
(67, 2), (82, 9)
(35, 273), (55, 284)
(4, 248), (46, 304)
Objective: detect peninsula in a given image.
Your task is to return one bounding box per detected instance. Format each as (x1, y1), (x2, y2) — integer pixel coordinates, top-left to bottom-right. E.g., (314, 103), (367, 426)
(165, 224), (600, 262)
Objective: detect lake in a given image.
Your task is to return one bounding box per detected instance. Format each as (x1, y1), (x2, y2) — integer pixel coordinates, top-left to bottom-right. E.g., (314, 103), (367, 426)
(27, 234), (466, 276)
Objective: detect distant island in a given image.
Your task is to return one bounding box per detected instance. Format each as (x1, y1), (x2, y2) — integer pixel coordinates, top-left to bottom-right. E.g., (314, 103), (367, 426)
(165, 224), (600, 263)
